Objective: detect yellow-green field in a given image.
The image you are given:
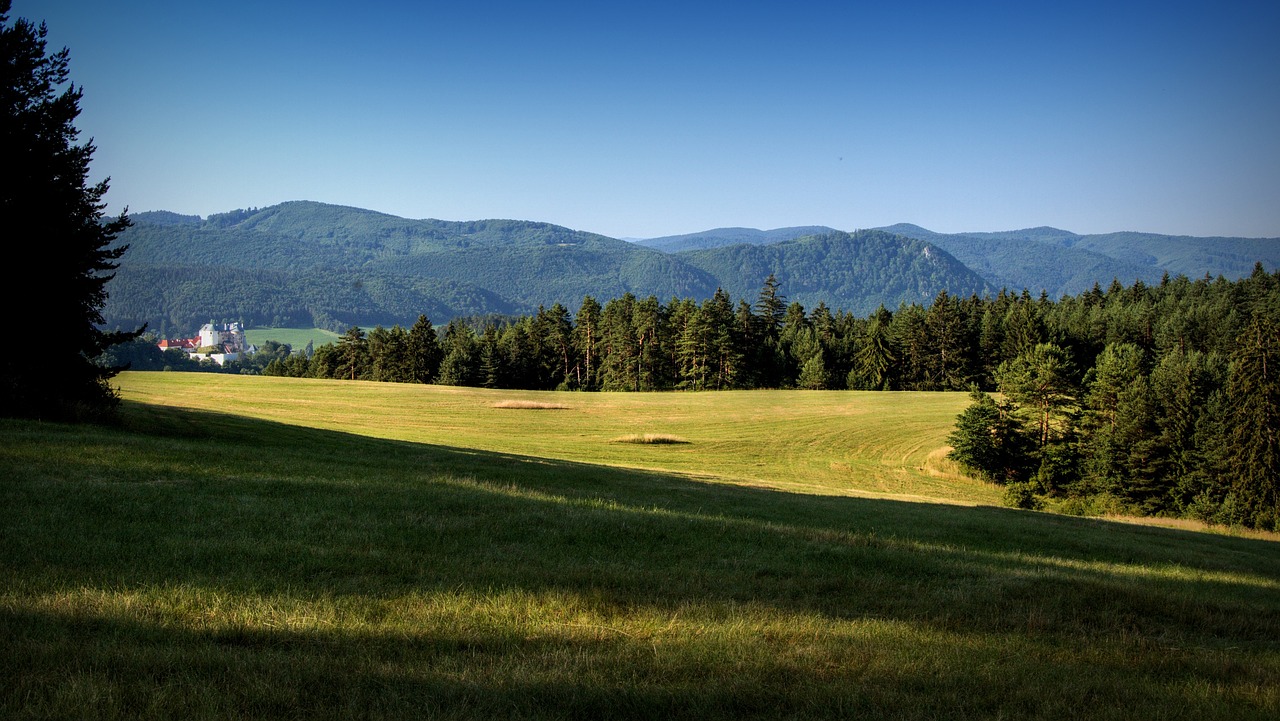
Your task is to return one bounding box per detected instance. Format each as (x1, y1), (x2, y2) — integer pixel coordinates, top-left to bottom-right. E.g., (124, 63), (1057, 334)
(3, 373), (1278, 719)
(243, 326), (339, 349)
(117, 372), (994, 505)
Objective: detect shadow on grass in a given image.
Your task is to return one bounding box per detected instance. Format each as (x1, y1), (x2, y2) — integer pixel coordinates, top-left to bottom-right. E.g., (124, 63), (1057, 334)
(5, 600), (1273, 721)
(2, 404), (1279, 718)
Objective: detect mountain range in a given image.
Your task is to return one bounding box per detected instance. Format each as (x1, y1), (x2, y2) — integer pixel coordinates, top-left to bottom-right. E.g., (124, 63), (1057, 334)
(103, 201), (1279, 337)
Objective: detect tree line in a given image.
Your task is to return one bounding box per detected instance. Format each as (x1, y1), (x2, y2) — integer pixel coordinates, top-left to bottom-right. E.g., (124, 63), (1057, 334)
(237, 268), (1278, 529)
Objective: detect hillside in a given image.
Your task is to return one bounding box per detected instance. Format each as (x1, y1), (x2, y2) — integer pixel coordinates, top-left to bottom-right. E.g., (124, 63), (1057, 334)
(635, 225), (838, 253)
(108, 202), (722, 336)
(105, 203), (977, 334)
(105, 202), (1279, 336)
(881, 223), (1280, 296)
(677, 230), (990, 315)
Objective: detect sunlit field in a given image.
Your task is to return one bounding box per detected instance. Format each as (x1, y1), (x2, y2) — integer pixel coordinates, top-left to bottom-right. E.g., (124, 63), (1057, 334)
(243, 327), (340, 349)
(2, 372), (1277, 719)
(115, 372), (994, 505)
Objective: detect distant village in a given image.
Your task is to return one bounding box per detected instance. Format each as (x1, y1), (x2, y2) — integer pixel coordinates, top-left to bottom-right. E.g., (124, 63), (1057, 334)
(157, 322), (257, 366)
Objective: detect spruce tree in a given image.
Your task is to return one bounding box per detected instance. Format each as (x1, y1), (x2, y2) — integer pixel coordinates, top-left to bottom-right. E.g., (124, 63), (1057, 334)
(797, 349), (828, 390)
(407, 314), (443, 384)
(1, 2), (140, 419)
(1223, 318), (1280, 529)
(850, 308), (895, 390)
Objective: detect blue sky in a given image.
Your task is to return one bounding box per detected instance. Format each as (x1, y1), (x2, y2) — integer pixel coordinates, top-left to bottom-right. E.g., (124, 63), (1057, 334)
(19, 0), (1280, 238)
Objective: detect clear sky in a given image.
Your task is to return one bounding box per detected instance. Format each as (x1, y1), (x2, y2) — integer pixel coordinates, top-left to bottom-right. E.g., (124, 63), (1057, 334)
(18, 0), (1280, 238)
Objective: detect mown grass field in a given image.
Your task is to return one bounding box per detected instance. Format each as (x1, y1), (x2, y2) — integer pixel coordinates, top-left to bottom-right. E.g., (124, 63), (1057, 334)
(3, 372), (1278, 719)
(243, 327), (339, 349)
(115, 372), (994, 505)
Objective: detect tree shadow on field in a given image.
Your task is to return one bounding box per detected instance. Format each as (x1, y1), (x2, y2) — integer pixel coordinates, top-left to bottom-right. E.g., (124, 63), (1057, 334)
(2, 404), (1280, 718)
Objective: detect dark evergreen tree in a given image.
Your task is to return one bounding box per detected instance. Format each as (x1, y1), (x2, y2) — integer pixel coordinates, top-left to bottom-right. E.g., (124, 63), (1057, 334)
(753, 275), (788, 387)
(478, 324), (502, 389)
(599, 294), (639, 391)
(572, 296), (602, 390)
(1, 2), (140, 419)
(1149, 349), (1214, 511)
(706, 289), (742, 389)
(892, 303), (930, 389)
(676, 298), (714, 390)
(1222, 318), (1280, 529)
(924, 289), (971, 390)
(436, 319), (478, 387)
(542, 303), (575, 390)
(947, 388), (1030, 484)
(632, 295), (668, 391)
(407, 314), (443, 384)
(337, 326), (369, 381)
(850, 307), (895, 390)
(777, 301), (810, 386)
(308, 343), (341, 379)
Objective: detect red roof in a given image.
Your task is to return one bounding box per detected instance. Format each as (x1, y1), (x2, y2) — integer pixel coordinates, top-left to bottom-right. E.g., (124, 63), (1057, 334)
(158, 338), (199, 350)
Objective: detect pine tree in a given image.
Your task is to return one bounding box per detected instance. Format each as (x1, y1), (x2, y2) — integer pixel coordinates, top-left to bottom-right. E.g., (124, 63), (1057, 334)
(407, 314), (443, 383)
(337, 326), (369, 381)
(572, 296), (602, 390)
(1, 2), (140, 419)
(996, 343), (1076, 448)
(947, 388), (1030, 484)
(599, 294), (639, 391)
(1223, 318), (1280, 529)
(632, 296), (667, 391)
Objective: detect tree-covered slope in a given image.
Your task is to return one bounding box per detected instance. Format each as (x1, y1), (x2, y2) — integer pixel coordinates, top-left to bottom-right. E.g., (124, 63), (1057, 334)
(107, 202), (723, 333)
(102, 205), (986, 333)
(635, 226), (839, 253)
(109, 201), (1276, 336)
(677, 230), (990, 315)
(1070, 231), (1280, 280)
(878, 224), (1164, 297)
(879, 223), (1279, 297)
(104, 265), (519, 340)
(362, 225), (722, 309)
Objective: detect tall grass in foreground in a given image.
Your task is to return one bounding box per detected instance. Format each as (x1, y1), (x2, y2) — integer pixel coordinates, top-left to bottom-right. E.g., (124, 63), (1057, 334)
(2, 381), (1278, 719)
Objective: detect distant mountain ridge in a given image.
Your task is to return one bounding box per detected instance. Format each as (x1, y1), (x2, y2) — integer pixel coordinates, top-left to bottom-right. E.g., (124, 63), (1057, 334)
(104, 202), (1278, 337)
(105, 202), (983, 336)
(885, 224), (1280, 297)
(635, 226), (839, 253)
(634, 222), (1280, 298)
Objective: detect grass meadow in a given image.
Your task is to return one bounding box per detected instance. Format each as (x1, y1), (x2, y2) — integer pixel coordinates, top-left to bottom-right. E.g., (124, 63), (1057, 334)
(243, 327), (340, 349)
(3, 372), (1278, 719)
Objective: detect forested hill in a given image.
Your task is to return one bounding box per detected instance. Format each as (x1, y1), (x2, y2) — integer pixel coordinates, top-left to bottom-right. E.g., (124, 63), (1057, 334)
(677, 231), (989, 317)
(635, 226), (838, 253)
(878, 223), (1280, 298)
(104, 202), (983, 336)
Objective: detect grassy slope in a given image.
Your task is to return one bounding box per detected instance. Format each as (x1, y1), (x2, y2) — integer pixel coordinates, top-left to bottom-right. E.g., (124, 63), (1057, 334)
(115, 372), (991, 504)
(244, 327), (340, 349)
(3, 374), (1278, 720)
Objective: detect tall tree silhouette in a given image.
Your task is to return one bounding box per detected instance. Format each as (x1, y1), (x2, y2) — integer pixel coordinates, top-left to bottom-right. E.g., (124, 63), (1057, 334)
(1, 1), (139, 419)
